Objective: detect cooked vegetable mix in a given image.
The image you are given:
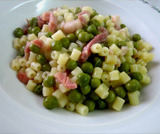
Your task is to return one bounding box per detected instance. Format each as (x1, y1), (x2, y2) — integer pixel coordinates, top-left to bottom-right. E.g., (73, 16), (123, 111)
(11, 6), (154, 115)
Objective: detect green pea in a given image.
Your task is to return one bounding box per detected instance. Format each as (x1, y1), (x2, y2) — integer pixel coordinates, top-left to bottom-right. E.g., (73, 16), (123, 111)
(29, 43), (40, 53)
(37, 54), (46, 65)
(51, 40), (62, 51)
(90, 78), (101, 89)
(81, 62), (93, 74)
(117, 41), (126, 48)
(120, 24), (126, 29)
(83, 25), (88, 31)
(27, 27), (32, 34)
(89, 91), (99, 101)
(17, 46), (25, 56)
(43, 96), (58, 109)
(87, 24), (97, 35)
(45, 32), (53, 38)
(76, 47), (82, 51)
(89, 33), (94, 40)
(133, 42), (139, 49)
(67, 34), (77, 42)
(114, 86), (126, 98)
(90, 10), (98, 18)
(80, 85), (91, 95)
(125, 79), (141, 92)
(131, 72), (143, 81)
(74, 15), (78, 20)
(75, 29), (84, 36)
(132, 34), (141, 42)
(33, 84), (43, 95)
(14, 27), (24, 38)
(94, 57), (102, 67)
(68, 89), (82, 103)
(29, 17), (38, 27)
(89, 19), (100, 27)
(73, 7), (82, 14)
(84, 100), (95, 112)
(42, 64), (51, 71)
(66, 59), (77, 71)
(105, 90), (116, 103)
(77, 73), (91, 87)
(60, 38), (70, 49)
(78, 32), (90, 43)
(119, 62), (130, 73)
(32, 26), (41, 36)
(43, 76), (55, 87)
(97, 99), (107, 110)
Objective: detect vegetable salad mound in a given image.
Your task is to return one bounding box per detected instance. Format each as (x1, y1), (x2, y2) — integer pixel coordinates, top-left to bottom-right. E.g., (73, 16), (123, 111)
(11, 6), (154, 115)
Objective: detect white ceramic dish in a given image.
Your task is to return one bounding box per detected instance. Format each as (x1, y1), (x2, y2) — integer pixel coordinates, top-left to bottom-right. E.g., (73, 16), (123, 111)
(0, 0), (160, 133)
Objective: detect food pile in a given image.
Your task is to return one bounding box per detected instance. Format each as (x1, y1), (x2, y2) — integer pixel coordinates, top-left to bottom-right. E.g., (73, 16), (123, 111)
(11, 6), (154, 115)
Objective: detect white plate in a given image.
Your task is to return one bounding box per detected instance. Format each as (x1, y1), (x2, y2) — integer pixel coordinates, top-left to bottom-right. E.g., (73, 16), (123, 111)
(0, 0), (160, 133)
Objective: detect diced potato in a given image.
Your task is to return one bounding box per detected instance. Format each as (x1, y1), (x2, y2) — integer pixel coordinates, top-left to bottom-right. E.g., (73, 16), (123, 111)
(120, 72), (131, 84)
(82, 6), (94, 14)
(52, 89), (69, 108)
(141, 75), (151, 84)
(92, 67), (103, 79)
(57, 53), (69, 66)
(105, 55), (117, 64)
(130, 64), (141, 73)
(110, 80), (122, 88)
(109, 70), (120, 81)
(109, 44), (121, 56)
(141, 52), (154, 62)
(28, 34), (38, 41)
(42, 87), (54, 97)
(95, 83), (109, 99)
(107, 35), (116, 43)
(51, 30), (66, 41)
(70, 49), (81, 61)
(42, 24), (49, 32)
(128, 91), (140, 106)
(94, 14), (105, 24)
(102, 62), (115, 72)
(112, 97), (125, 111)
(76, 103), (89, 116)
(71, 67), (83, 76)
(64, 12), (74, 22)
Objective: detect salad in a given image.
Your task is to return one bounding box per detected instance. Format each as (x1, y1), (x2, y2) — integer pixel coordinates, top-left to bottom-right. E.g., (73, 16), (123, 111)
(11, 6), (154, 115)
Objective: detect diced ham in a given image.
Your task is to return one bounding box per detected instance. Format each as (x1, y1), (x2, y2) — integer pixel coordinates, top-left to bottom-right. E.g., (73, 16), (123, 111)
(78, 10), (90, 25)
(111, 15), (121, 30)
(49, 14), (57, 33)
(65, 77), (77, 89)
(32, 39), (43, 48)
(24, 39), (44, 59)
(55, 72), (67, 84)
(62, 19), (83, 34)
(98, 26), (108, 35)
(61, 10), (90, 34)
(42, 11), (50, 22)
(38, 16), (47, 28)
(121, 46), (128, 56)
(79, 32), (108, 62)
(17, 70), (30, 85)
(55, 72), (77, 89)
(38, 11), (57, 33)
(24, 41), (31, 59)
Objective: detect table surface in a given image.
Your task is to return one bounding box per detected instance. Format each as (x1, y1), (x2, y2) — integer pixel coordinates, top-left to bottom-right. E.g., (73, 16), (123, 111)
(0, 0), (160, 133)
